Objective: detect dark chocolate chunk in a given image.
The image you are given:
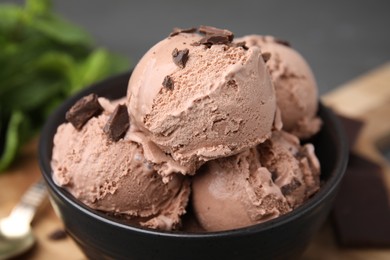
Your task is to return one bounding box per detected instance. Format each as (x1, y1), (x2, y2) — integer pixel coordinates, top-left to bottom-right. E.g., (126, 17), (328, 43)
(172, 48), (189, 68)
(261, 52), (271, 63)
(274, 38), (291, 47)
(48, 229), (67, 241)
(103, 104), (130, 142)
(162, 75), (174, 90)
(332, 153), (390, 247)
(230, 41), (248, 50)
(65, 93), (103, 130)
(169, 27), (197, 37)
(198, 25), (234, 42)
(190, 41), (201, 47)
(199, 34), (231, 47)
(281, 178), (302, 195)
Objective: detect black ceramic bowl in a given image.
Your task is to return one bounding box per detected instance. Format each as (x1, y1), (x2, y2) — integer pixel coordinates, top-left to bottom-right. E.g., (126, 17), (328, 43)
(39, 72), (348, 260)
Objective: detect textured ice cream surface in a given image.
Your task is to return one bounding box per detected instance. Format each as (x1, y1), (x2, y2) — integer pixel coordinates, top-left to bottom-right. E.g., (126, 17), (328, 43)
(257, 130), (320, 208)
(51, 98), (190, 231)
(127, 31), (276, 178)
(50, 26), (324, 233)
(191, 130), (320, 232)
(235, 35), (322, 139)
(192, 148), (291, 232)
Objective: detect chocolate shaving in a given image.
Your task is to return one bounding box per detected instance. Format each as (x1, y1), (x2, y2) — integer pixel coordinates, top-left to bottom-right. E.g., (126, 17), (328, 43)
(172, 48), (189, 68)
(274, 38), (291, 47)
(198, 25), (234, 42)
(65, 93), (103, 130)
(162, 75), (174, 90)
(230, 41), (248, 50)
(103, 104), (130, 142)
(48, 229), (67, 241)
(261, 52), (271, 63)
(190, 41), (201, 47)
(169, 27), (197, 37)
(196, 25), (235, 47)
(199, 34), (232, 47)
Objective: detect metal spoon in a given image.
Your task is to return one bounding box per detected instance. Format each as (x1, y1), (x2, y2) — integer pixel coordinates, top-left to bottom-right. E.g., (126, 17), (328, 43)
(0, 179), (47, 259)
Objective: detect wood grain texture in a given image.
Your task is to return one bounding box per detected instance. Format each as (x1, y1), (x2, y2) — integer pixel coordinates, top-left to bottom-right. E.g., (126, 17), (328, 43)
(1, 63), (390, 259)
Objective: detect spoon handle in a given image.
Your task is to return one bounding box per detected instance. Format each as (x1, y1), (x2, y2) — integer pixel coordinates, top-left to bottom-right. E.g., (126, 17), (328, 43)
(8, 179), (47, 225)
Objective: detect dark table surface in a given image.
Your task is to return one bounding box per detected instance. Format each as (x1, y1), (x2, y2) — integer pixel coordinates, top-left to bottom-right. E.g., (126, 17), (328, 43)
(8, 0), (390, 94)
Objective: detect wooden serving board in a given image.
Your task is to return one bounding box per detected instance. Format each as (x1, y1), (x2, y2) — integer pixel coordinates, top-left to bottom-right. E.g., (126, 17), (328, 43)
(1, 63), (390, 260)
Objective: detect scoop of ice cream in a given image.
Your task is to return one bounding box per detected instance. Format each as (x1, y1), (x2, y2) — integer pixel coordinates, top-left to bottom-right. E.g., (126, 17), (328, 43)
(235, 35), (322, 139)
(51, 98), (190, 231)
(191, 148), (291, 232)
(191, 129), (321, 231)
(257, 130), (320, 208)
(127, 30), (277, 178)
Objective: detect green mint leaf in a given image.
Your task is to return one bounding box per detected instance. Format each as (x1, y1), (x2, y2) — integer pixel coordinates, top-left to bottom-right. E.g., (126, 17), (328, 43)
(26, 0), (52, 16)
(31, 14), (93, 46)
(0, 110), (28, 171)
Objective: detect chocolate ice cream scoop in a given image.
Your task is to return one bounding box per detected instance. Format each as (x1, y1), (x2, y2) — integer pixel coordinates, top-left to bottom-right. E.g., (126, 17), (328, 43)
(192, 148), (290, 232)
(127, 29), (277, 178)
(235, 35), (322, 139)
(192, 130), (321, 231)
(51, 97), (190, 231)
(257, 130), (320, 208)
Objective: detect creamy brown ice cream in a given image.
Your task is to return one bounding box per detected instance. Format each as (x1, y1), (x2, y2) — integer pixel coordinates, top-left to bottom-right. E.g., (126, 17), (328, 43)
(192, 148), (291, 231)
(235, 35), (322, 139)
(51, 97), (190, 230)
(127, 28), (277, 178)
(51, 26), (322, 232)
(192, 130), (320, 232)
(257, 130), (320, 208)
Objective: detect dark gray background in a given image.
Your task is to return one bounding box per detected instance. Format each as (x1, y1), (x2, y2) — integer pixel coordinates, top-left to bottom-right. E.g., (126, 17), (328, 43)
(8, 0), (390, 94)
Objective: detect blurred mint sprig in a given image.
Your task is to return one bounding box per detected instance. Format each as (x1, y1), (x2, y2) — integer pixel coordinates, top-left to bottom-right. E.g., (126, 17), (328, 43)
(0, 0), (130, 172)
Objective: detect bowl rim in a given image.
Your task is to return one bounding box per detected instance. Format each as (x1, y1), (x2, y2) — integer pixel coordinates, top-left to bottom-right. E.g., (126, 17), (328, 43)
(39, 71), (349, 238)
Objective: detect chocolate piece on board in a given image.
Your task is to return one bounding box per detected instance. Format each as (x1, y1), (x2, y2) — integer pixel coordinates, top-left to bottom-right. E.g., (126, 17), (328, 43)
(332, 153), (390, 247)
(337, 114), (365, 150)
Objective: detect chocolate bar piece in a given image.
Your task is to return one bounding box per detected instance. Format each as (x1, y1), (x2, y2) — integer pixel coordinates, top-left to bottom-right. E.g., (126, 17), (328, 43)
(162, 75), (174, 90)
(199, 34), (232, 46)
(337, 114), (365, 150)
(198, 25), (234, 42)
(48, 229), (67, 241)
(169, 27), (197, 37)
(332, 153), (390, 247)
(172, 48), (189, 69)
(65, 93), (103, 130)
(103, 104), (130, 141)
(261, 52), (271, 63)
